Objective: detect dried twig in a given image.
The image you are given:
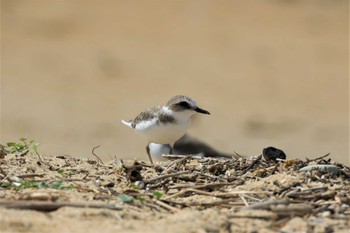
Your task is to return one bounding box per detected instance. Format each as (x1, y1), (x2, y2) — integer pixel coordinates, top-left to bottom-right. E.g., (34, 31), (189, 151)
(194, 171), (227, 182)
(306, 153), (330, 163)
(144, 171), (191, 183)
(17, 174), (45, 179)
(229, 213), (277, 220)
(162, 154), (203, 160)
(19, 150), (29, 157)
(162, 155), (192, 174)
(233, 151), (245, 159)
(153, 199), (180, 213)
(239, 194), (262, 202)
(169, 182), (237, 190)
(92, 145), (104, 164)
(163, 188), (271, 200)
(163, 199), (249, 208)
(243, 199), (289, 210)
(238, 194), (249, 206)
(242, 154), (262, 174)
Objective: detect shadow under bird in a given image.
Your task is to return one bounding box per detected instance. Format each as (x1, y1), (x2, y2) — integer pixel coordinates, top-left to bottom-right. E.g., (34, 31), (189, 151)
(148, 134), (241, 160)
(121, 95), (210, 163)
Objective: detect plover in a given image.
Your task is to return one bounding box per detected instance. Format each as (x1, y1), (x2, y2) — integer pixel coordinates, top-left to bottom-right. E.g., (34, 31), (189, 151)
(121, 95), (210, 163)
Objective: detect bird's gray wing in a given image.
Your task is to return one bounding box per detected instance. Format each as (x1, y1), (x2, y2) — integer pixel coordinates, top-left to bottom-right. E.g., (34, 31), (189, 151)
(131, 106), (161, 128)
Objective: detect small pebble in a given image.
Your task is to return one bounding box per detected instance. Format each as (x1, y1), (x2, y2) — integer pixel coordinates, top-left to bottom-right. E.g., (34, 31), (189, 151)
(134, 181), (145, 189)
(8, 176), (21, 183)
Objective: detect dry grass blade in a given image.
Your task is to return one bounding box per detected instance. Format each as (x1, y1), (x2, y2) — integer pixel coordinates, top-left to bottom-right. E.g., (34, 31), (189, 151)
(91, 145), (104, 164)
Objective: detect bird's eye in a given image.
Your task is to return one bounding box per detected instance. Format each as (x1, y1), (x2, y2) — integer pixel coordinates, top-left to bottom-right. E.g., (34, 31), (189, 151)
(178, 101), (190, 108)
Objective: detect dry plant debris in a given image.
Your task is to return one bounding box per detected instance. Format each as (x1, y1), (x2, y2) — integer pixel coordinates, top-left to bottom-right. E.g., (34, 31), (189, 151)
(0, 150), (349, 233)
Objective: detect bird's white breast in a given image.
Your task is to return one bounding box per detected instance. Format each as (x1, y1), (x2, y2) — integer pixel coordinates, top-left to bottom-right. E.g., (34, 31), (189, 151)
(134, 107), (191, 144)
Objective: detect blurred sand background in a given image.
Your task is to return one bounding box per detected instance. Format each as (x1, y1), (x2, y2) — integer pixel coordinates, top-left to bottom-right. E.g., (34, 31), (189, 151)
(1, 0), (349, 164)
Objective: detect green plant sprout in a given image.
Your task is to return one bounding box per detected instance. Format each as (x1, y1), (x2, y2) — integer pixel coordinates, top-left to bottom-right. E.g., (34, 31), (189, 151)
(0, 179), (73, 190)
(5, 138), (35, 154)
(117, 194), (134, 204)
(3, 138), (46, 164)
(152, 191), (164, 199)
(57, 169), (74, 178)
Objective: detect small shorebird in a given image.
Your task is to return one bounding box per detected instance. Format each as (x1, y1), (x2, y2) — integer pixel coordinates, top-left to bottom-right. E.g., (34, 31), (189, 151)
(121, 95), (210, 163)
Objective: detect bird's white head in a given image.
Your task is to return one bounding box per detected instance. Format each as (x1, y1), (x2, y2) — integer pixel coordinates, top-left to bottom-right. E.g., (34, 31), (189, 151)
(165, 95), (210, 117)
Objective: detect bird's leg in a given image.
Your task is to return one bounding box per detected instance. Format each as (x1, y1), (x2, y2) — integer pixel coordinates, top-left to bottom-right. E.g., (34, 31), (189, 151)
(169, 143), (174, 155)
(146, 144), (154, 164)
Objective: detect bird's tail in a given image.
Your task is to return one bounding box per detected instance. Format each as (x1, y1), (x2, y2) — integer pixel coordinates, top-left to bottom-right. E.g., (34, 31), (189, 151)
(121, 120), (133, 128)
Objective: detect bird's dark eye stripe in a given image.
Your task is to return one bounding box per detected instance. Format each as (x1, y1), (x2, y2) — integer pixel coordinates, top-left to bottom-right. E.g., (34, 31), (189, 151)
(178, 101), (190, 108)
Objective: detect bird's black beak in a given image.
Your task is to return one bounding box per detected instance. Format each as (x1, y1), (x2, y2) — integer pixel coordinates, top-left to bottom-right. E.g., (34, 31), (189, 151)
(195, 107), (210, 115)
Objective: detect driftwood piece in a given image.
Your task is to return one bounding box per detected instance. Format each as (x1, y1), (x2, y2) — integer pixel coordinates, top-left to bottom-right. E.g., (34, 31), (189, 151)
(0, 201), (123, 212)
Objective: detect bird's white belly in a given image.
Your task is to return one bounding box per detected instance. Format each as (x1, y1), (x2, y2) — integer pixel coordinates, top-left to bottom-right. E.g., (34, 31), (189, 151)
(135, 119), (190, 144)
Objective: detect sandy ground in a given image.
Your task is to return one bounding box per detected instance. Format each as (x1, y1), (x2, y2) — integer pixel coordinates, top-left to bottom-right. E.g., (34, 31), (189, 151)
(1, 0), (349, 165)
(0, 151), (349, 233)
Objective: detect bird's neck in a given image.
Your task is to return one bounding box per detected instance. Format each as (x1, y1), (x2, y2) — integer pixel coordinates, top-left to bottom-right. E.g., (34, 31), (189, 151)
(162, 106), (193, 123)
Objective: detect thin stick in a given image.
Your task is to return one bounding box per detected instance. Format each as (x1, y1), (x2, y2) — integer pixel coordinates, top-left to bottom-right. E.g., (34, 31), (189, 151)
(17, 174), (45, 179)
(153, 199), (180, 213)
(144, 171), (191, 183)
(162, 154), (203, 160)
(306, 153), (330, 163)
(194, 171), (227, 182)
(19, 150), (29, 157)
(162, 155), (192, 174)
(243, 199), (289, 210)
(163, 199), (249, 208)
(229, 214), (276, 220)
(0, 168), (15, 183)
(240, 194), (262, 202)
(238, 194), (249, 206)
(179, 198), (247, 207)
(163, 188), (271, 200)
(92, 145), (104, 164)
(233, 151), (244, 159)
(169, 182), (236, 190)
(242, 154), (262, 174)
